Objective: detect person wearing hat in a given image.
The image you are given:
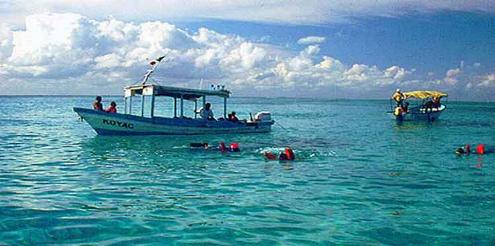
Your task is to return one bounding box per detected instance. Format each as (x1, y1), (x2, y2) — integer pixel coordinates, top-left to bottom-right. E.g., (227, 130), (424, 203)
(392, 89), (405, 107)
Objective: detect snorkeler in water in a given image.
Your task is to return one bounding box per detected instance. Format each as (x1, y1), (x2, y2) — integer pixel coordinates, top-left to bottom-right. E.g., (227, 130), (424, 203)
(264, 147), (295, 161)
(190, 142), (240, 152)
(218, 142), (240, 152)
(190, 142), (209, 149)
(455, 144), (491, 155)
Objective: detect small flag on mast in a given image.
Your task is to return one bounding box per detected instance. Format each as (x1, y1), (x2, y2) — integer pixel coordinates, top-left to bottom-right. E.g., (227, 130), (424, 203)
(142, 55), (166, 85)
(149, 55), (166, 66)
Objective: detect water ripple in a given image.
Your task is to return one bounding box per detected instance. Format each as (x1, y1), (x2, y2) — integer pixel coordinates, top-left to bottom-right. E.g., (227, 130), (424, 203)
(0, 97), (494, 244)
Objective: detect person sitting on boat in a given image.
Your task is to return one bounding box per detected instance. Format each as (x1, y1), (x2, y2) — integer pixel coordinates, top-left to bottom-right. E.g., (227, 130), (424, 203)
(432, 97), (441, 108)
(228, 111), (239, 122)
(199, 103), (215, 120)
(423, 99), (434, 112)
(92, 96), (103, 111)
(401, 102), (409, 113)
(105, 101), (117, 113)
(391, 89), (404, 107)
(394, 106), (404, 119)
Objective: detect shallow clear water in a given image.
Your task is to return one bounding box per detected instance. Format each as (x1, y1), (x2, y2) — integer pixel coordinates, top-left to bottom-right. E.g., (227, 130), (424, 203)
(0, 96), (494, 245)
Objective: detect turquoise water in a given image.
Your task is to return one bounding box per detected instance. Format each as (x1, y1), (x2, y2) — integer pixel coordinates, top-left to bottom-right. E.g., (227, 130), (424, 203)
(0, 96), (494, 245)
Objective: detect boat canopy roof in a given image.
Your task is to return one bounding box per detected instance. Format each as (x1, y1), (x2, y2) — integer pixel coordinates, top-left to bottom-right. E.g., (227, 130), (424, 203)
(404, 90), (448, 99)
(124, 84), (230, 100)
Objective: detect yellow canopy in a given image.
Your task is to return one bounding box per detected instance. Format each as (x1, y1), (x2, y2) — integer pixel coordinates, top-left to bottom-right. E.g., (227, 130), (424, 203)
(403, 90), (448, 99)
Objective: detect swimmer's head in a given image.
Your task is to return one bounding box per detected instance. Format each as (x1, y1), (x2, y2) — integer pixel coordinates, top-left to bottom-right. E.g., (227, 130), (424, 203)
(230, 142), (240, 152)
(455, 147), (465, 155)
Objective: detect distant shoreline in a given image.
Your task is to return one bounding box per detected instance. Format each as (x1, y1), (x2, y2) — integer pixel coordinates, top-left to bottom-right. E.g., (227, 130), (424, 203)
(0, 95), (493, 103)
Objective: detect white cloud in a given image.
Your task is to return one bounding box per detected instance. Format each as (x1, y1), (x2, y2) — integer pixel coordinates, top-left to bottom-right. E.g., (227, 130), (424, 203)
(477, 74), (495, 88)
(0, 12), (493, 99)
(7, 13), (98, 79)
(3, 0), (495, 26)
(444, 68), (461, 85)
(220, 42), (267, 70)
(297, 36), (326, 45)
(0, 23), (14, 61)
(384, 66), (408, 80)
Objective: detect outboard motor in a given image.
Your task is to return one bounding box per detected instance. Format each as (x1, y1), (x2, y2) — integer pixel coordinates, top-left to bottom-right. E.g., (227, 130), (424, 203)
(254, 111), (272, 122)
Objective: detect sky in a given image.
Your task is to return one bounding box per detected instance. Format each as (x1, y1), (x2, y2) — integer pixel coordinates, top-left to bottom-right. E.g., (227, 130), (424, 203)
(0, 0), (494, 100)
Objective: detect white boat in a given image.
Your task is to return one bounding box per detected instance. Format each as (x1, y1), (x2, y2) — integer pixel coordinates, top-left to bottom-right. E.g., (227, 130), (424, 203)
(387, 90), (447, 122)
(74, 59), (274, 135)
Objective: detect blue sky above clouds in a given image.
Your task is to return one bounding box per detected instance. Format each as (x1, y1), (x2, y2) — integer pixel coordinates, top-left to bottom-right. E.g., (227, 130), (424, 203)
(0, 0), (494, 100)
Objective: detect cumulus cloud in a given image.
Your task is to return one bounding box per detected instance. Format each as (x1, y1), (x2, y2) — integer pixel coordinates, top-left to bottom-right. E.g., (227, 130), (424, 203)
(0, 23), (14, 61)
(3, 0), (495, 27)
(0, 12), (493, 99)
(297, 36), (326, 45)
(444, 68), (461, 85)
(384, 66), (408, 80)
(476, 74), (495, 88)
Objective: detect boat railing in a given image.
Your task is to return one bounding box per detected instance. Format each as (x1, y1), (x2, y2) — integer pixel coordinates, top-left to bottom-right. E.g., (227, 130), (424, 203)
(123, 84), (232, 121)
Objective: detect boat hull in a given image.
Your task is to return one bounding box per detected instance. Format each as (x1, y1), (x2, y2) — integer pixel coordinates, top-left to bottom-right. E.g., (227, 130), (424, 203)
(387, 105), (446, 122)
(74, 107), (273, 135)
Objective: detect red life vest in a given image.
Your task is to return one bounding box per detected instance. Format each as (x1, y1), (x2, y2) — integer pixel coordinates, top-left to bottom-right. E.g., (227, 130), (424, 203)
(264, 152), (277, 160)
(476, 144), (485, 155)
(285, 148), (295, 160)
(230, 143), (240, 152)
(106, 106), (116, 113)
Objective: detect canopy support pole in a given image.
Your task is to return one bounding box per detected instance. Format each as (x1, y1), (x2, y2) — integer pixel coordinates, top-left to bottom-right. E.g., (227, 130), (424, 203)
(202, 96), (206, 107)
(180, 95), (184, 117)
(129, 96), (133, 115)
(124, 97), (127, 114)
(150, 94), (155, 118)
(174, 97), (177, 118)
(224, 97), (227, 119)
(141, 94), (145, 117)
(194, 100), (197, 119)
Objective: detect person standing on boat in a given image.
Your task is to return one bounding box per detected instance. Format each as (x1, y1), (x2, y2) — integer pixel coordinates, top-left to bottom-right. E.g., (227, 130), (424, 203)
(92, 96), (103, 111)
(392, 89), (405, 107)
(199, 103), (215, 120)
(402, 102), (409, 113)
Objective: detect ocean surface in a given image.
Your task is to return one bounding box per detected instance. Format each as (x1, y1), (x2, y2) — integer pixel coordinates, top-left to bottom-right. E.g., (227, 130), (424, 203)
(0, 96), (494, 245)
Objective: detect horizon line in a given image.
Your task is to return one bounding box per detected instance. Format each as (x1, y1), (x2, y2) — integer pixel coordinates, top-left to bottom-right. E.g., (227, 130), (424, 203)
(0, 94), (493, 103)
